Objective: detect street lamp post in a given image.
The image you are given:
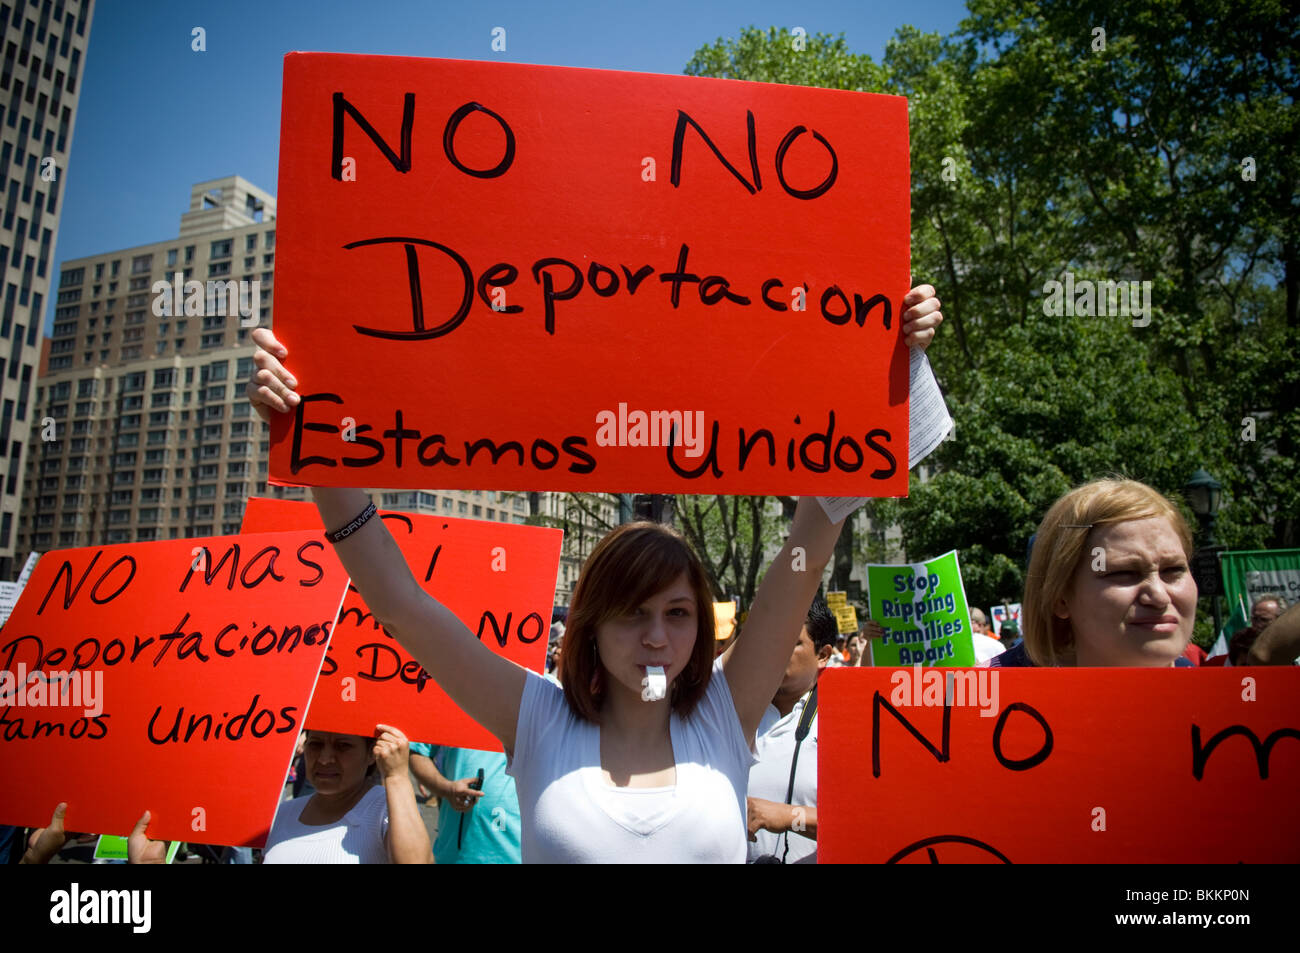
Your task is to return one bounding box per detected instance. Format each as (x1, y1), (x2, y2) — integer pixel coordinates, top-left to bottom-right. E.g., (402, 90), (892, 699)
(1184, 468), (1224, 637)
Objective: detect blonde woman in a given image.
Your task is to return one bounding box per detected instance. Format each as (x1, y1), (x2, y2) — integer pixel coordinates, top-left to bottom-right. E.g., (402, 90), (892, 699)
(993, 478), (1198, 668)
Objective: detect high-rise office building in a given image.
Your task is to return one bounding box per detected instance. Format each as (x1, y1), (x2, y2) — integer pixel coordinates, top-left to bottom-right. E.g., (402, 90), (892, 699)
(0, 0), (94, 577)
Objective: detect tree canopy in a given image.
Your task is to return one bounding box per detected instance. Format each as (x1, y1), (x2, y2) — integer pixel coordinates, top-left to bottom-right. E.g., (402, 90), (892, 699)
(684, 4), (1298, 629)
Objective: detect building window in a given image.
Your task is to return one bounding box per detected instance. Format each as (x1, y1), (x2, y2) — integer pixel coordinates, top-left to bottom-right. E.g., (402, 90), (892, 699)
(210, 239), (232, 259)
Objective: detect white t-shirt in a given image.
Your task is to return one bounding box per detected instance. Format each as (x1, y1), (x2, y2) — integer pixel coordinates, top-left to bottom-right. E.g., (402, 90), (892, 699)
(747, 690), (818, 864)
(972, 633), (1006, 664)
(507, 656), (754, 863)
(262, 784), (389, 864)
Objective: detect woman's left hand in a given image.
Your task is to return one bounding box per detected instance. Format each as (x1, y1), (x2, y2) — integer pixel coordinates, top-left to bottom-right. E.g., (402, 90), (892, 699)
(902, 283), (943, 349)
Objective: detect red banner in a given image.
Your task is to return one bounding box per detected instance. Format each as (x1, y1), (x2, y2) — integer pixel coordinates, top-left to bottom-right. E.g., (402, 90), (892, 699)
(0, 534), (348, 847)
(241, 498), (561, 750)
(819, 666), (1300, 862)
(270, 54), (911, 495)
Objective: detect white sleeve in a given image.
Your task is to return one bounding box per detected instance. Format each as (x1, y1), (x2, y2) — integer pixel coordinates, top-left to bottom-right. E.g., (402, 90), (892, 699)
(506, 669), (568, 780)
(699, 657), (758, 769)
(372, 785), (390, 853)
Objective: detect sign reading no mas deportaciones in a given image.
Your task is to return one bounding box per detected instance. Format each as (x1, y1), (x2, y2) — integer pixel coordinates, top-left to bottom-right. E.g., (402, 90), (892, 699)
(0, 533), (350, 847)
(269, 54), (912, 496)
(866, 550), (974, 666)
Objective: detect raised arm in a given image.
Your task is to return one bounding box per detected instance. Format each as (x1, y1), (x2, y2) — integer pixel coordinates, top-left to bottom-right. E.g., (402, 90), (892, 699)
(248, 329), (526, 751)
(374, 725), (433, 864)
(722, 498), (843, 742)
(719, 282), (943, 741)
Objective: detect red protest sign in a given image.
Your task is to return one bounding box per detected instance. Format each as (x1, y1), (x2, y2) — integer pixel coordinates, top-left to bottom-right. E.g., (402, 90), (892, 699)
(0, 534), (348, 847)
(241, 497), (562, 750)
(270, 54), (910, 495)
(818, 667), (1300, 862)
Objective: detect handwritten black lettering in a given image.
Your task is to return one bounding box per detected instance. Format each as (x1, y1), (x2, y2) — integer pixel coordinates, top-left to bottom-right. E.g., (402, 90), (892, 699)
(773, 124), (838, 200)
(991, 702), (1053, 770)
(1191, 723), (1300, 780)
(147, 695), (297, 745)
(442, 102), (516, 179)
(872, 689), (951, 778)
(331, 91), (414, 180)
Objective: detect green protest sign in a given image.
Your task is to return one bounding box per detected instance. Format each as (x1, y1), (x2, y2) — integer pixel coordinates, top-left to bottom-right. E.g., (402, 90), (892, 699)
(865, 550), (975, 666)
(92, 834), (182, 864)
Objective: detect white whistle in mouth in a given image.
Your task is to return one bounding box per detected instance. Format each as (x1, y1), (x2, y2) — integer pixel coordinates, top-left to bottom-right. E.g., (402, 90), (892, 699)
(641, 665), (667, 702)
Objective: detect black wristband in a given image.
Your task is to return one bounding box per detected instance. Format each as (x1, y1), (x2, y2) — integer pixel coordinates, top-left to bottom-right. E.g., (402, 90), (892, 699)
(327, 501), (377, 543)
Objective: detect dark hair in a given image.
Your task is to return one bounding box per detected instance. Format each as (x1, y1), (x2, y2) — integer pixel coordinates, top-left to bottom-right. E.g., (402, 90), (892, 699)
(1228, 626), (1261, 666)
(559, 521), (716, 724)
(805, 597), (838, 651)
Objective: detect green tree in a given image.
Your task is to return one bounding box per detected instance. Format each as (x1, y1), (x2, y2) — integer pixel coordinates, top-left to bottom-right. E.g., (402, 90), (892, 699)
(684, 4), (1298, 615)
(673, 494), (784, 605)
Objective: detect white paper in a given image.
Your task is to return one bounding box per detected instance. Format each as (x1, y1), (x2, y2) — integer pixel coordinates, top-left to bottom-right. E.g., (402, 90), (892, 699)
(16, 551), (39, 588)
(816, 496), (870, 524)
(907, 346), (953, 470)
(0, 553), (41, 628)
(816, 350), (952, 523)
(0, 581), (22, 628)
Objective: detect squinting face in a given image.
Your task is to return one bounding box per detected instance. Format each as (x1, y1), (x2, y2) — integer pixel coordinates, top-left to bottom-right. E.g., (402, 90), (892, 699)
(1056, 517), (1196, 667)
(595, 573), (699, 702)
(304, 732), (373, 795)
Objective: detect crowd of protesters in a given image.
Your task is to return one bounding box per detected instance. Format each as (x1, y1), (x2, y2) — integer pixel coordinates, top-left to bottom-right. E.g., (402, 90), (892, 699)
(8, 277), (1298, 865)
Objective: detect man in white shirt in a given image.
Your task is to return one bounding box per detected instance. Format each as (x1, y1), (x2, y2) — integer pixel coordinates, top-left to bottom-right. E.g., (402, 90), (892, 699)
(970, 608), (1006, 664)
(745, 597), (838, 863)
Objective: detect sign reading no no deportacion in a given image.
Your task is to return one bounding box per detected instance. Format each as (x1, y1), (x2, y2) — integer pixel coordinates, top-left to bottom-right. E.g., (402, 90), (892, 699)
(819, 667), (1300, 862)
(270, 54), (911, 495)
(0, 534), (350, 847)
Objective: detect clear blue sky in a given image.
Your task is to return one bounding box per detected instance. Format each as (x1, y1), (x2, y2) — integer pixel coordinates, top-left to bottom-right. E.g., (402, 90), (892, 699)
(50, 0), (971, 332)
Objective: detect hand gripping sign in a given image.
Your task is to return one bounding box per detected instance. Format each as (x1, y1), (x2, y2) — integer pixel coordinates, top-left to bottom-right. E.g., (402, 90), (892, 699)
(270, 54), (911, 495)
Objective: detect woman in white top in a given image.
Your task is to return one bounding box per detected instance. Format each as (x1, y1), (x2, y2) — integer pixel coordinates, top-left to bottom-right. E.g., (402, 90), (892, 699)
(262, 725), (432, 864)
(247, 287), (943, 862)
